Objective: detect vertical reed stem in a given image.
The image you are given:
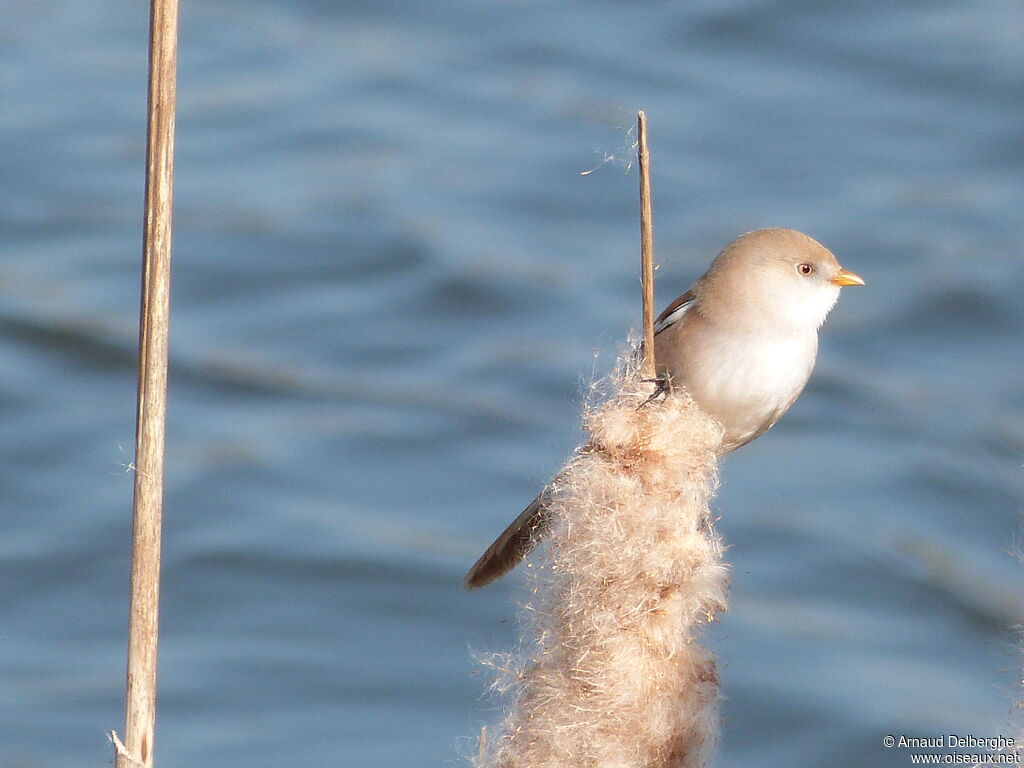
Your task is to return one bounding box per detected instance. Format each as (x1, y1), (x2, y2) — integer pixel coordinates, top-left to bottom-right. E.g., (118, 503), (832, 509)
(117, 1), (178, 766)
(637, 110), (656, 378)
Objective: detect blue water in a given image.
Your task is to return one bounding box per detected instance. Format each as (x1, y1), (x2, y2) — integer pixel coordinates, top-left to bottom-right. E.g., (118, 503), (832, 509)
(1, 1), (1022, 766)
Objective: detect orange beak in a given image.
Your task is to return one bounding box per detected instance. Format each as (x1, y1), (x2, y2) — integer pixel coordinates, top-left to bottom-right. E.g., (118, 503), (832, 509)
(831, 268), (865, 287)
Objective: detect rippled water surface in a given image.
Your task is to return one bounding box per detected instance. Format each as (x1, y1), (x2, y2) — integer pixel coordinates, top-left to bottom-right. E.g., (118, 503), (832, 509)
(2, 1), (1023, 766)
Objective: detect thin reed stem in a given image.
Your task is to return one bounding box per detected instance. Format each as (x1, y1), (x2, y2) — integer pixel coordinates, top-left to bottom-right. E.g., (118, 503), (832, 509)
(637, 110), (656, 378)
(116, 1), (179, 766)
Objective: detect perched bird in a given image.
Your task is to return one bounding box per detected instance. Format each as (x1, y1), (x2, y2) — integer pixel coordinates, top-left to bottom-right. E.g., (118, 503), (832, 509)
(465, 228), (863, 590)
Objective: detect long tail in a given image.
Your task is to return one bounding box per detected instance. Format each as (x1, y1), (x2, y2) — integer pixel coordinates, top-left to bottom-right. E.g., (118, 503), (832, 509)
(464, 491), (550, 590)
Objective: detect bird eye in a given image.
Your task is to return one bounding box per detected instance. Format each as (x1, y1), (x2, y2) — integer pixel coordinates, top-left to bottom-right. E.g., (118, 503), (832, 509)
(797, 263), (813, 276)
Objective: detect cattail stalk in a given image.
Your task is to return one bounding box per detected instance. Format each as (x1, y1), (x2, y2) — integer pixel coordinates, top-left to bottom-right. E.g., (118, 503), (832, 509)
(474, 110), (725, 768)
(476, 368), (727, 768)
(114, 1), (179, 766)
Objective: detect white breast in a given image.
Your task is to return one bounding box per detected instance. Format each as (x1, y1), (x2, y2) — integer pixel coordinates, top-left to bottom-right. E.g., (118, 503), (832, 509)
(675, 327), (817, 451)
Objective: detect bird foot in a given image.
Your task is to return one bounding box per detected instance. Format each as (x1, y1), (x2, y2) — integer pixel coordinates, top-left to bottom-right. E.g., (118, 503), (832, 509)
(638, 375), (671, 408)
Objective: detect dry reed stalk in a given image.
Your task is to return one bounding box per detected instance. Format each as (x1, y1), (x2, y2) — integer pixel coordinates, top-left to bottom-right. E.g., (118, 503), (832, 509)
(637, 110), (656, 379)
(113, 1), (179, 766)
(475, 366), (726, 768)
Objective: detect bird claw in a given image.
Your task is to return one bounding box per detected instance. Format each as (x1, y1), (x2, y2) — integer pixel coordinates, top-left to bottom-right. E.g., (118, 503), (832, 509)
(638, 375), (671, 408)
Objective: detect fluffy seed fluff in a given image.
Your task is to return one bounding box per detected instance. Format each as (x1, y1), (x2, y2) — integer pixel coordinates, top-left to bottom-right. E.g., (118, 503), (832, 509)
(475, 361), (728, 768)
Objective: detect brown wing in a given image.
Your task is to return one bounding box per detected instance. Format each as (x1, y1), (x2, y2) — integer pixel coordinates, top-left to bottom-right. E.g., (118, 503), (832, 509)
(653, 289), (696, 335)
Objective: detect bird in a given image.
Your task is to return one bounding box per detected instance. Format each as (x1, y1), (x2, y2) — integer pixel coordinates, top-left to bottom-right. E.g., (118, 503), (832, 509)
(464, 228), (864, 590)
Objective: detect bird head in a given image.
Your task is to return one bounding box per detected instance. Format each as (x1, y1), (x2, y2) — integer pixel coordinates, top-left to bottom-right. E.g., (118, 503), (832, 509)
(698, 228), (863, 331)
